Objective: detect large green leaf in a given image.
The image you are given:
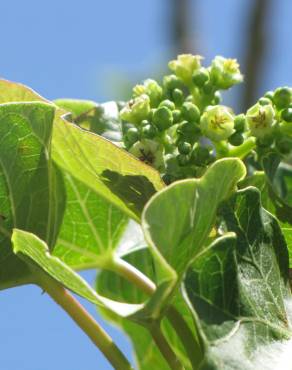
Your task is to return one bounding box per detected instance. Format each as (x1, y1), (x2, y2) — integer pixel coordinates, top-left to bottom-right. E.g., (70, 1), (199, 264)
(183, 187), (292, 369)
(0, 79), (165, 221)
(53, 172), (128, 270)
(0, 102), (65, 289)
(142, 158), (246, 278)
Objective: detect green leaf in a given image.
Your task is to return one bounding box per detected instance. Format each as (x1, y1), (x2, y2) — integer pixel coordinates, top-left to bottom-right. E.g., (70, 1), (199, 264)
(0, 79), (165, 221)
(96, 246), (197, 370)
(51, 119), (163, 220)
(11, 229), (142, 315)
(241, 171), (292, 267)
(0, 81), (130, 280)
(183, 187), (292, 369)
(53, 172), (128, 270)
(54, 99), (122, 143)
(142, 158), (246, 277)
(98, 158), (246, 325)
(0, 102), (65, 289)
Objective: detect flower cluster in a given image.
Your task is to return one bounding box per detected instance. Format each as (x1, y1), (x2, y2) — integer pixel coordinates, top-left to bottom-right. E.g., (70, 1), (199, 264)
(119, 54), (292, 183)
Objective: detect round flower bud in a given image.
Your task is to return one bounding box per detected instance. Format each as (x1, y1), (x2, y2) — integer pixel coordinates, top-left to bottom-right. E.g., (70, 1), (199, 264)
(275, 138), (292, 155)
(192, 67), (209, 87)
(126, 127), (140, 144)
(133, 79), (162, 107)
(256, 135), (274, 148)
(228, 132), (244, 146)
(159, 99), (176, 111)
(202, 82), (214, 95)
(168, 54), (203, 85)
(234, 114), (246, 133)
(163, 74), (184, 92)
(264, 91), (274, 101)
(172, 88), (184, 106)
(212, 91), (222, 105)
(153, 106), (173, 131)
(258, 97), (271, 106)
(142, 124), (157, 139)
(246, 103), (275, 138)
(120, 94), (150, 124)
(210, 56), (243, 90)
(273, 87), (291, 109)
(177, 121), (201, 143)
(200, 105), (235, 142)
(181, 102), (200, 122)
(172, 109), (182, 123)
(191, 146), (210, 166)
(281, 107), (292, 122)
(178, 141), (192, 155)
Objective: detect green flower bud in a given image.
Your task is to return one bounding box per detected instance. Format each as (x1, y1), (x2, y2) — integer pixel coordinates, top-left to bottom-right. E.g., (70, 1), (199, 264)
(281, 107), (292, 122)
(234, 114), (246, 133)
(191, 146), (210, 166)
(178, 141), (192, 154)
(153, 106), (173, 131)
(141, 124), (157, 139)
(126, 127), (140, 144)
(264, 91), (274, 101)
(172, 109), (182, 123)
(162, 173), (176, 185)
(172, 88), (184, 106)
(200, 105), (235, 142)
(133, 79), (162, 107)
(168, 54), (203, 85)
(177, 153), (190, 166)
(246, 103), (275, 138)
(228, 132), (244, 146)
(192, 67), (209, 87)
(120, 94), (150, 124)
(163, 74), (184, 91)
(159, 99), (176, 111)
(202, 82), (214, 95)
(212, 91), (221, 105)
(141, 119), (150, 126)
(273, 87), (292, 109)
(210, 56), (243, 89)
(256, 135), (274, 148)
(181, 102), (200, 122)
(258, 97), (271, 106)
(177, 121), (201, 143)
(275, 138), (292, 155)
(129, 139), (164, 170)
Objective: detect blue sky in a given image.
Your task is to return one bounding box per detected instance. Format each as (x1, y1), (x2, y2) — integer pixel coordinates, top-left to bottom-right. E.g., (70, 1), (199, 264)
(1, 1), (292, 369)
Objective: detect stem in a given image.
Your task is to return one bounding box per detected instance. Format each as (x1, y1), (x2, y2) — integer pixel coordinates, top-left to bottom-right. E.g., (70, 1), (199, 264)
(228, 136), (256, 158)
(110, 257), (156, 295)
(149, 324), (185, 370)
(37, 273), (132, 370)
(167, 306), (204, 368)
(110, 258), (202, 369)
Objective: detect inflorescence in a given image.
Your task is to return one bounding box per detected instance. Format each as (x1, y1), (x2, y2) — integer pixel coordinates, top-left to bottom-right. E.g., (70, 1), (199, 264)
(119, 54), (292, 183)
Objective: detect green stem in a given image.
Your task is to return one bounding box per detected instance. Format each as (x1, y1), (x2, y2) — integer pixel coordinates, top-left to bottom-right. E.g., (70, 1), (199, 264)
(167, 306), (204, 368)
(37, 273), (132, 370)
(228, 136), (256, 158)
(149, 324), (185, 370)
(110, 258), (202, 369)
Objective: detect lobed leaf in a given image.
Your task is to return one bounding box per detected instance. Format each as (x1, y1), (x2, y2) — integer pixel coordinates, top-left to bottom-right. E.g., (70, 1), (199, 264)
(183, 187), (292, 369)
